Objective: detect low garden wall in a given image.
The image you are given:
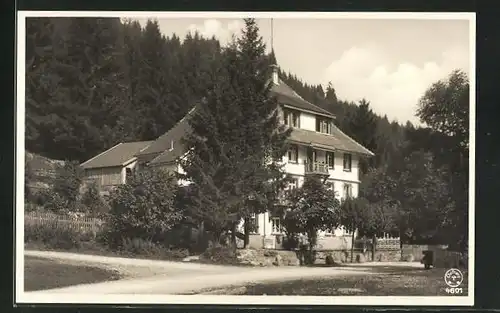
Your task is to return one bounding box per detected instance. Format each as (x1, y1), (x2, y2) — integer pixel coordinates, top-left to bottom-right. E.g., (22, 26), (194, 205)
(236, 248), (404, 267)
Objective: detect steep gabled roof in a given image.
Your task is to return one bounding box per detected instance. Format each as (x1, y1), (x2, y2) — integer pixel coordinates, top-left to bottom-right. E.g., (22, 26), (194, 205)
(138, 75), (372, 166)
(272, 79), (334, 118)
(80, 141), (153, 169)
(289, 127), (374, 157)
(135, 107), (196, 159)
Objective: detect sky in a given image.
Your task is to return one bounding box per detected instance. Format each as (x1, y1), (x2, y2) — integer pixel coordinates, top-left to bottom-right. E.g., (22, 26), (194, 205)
(132, 16), (472, 125)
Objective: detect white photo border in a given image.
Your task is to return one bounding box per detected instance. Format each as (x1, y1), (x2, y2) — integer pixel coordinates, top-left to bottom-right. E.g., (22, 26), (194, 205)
(15, 10), (476, 307)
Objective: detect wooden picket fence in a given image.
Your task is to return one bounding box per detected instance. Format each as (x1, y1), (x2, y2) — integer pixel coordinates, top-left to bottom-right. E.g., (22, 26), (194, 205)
(24, 211), (104, 233)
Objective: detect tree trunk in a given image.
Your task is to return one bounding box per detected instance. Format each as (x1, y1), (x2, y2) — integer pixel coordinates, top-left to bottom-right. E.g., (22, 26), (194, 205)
(243, 217), (250, 248)
(372, 234), (377, 261)
(351, 224), (355, 263)
(231, 222), (237, 248)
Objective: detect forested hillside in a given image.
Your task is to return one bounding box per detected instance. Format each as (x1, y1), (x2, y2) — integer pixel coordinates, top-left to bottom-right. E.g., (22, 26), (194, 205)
(25, 17), (469, 248)
(26, 17), (221, 162)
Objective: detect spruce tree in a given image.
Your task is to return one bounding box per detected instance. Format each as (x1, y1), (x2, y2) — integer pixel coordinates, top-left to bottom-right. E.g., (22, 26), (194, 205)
(347, 99), (378, 174)
(180, 18), (291, 247)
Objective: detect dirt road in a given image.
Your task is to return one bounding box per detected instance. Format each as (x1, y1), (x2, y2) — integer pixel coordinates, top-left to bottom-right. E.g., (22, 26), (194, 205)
(24, 250), (421, 295)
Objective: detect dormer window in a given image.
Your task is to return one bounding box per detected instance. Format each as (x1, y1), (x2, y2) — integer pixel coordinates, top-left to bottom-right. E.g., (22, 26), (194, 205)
(316, 117), (334, 134)
(283, 109), (300, 128)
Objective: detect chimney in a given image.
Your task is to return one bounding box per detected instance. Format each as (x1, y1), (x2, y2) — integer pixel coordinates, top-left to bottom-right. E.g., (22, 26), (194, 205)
(270, 64), (279, 85)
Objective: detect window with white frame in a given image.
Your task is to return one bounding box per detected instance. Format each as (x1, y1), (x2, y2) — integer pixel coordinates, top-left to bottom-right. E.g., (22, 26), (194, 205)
(326, 151), (335, 169)
(343, 183), (353, 199)
(344, 183), (352, 198)
(271, 216), (283, 234)
(283, 109), (300, 128)
(249, 214), (259, 234)
(287, 145), (299, 163)
(316, 117), (334, 134)
(287, 177), (299, 190)
(343, 153), (352, 172)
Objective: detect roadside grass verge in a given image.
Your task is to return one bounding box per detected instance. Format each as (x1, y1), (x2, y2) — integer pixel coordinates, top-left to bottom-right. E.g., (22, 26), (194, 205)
(24, 256), (123, 291)
(192, 267), (469, 296)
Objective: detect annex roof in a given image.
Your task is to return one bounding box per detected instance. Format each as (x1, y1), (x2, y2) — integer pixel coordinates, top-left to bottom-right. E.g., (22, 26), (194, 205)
(80, 141), (153, 169)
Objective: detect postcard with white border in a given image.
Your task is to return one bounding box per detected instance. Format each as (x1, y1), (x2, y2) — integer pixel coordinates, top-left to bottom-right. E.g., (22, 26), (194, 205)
(16, 11), (475, 307)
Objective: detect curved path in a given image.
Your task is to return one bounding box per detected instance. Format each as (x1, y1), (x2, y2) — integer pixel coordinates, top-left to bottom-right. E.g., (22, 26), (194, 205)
(24, 250), (421, 295)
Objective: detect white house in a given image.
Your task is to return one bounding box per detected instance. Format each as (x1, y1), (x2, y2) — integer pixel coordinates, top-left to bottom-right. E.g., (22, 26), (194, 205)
(135, 65), (373, 249)
(81, 65), (374, 249)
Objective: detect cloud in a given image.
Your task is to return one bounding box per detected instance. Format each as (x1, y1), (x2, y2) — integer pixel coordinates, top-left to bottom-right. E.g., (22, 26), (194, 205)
(187, 19), (244, 45)
(323, 45), (469, 124)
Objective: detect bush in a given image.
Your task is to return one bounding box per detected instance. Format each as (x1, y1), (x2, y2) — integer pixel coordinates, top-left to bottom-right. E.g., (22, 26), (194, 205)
(200, 245), (238, 265)
(81, 181), (110, 216)
(105, 169), (184, 248)
(43, 192), (70, 214)
(325, 254), (336, 266)
(24, 221), (92, 250)
(282, 234), (299, 250)
(118, 238), (190, 260)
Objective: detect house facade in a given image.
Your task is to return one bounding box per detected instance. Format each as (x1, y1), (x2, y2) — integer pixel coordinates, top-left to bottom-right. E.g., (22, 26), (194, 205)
(81, 66), (374, 249)
(80, 141), (153, 194)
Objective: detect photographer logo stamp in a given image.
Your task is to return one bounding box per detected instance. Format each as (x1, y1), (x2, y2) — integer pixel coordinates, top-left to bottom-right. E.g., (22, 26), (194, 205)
(444, 268), (464, 295)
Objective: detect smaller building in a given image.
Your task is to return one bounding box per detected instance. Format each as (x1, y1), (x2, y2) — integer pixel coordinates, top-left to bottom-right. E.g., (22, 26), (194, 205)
(80, 141), (153, 194)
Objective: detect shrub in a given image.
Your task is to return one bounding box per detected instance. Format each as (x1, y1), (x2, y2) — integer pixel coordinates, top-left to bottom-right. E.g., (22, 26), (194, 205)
(201, 245), (238, 265)
(325, 254), (336, 266)
(117, 238), (190, 260)
(282, 234), (299, 250)
(105, 169), (185, 248)
(81, 181), (110, 216)
(24, 220), (92, 250)
(53, 160), (83, 203)
(43, 192), (70, 214)
(120, 238), (164, 256)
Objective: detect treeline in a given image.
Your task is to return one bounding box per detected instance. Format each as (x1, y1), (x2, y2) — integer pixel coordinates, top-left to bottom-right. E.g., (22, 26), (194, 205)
(26, 17), (222, 162)
(281, 69), (469, 249)
(25, 17), (469, 249)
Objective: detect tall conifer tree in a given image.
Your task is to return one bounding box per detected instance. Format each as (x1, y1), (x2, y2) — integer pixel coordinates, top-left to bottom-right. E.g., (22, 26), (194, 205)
(180, 19), (291, 246)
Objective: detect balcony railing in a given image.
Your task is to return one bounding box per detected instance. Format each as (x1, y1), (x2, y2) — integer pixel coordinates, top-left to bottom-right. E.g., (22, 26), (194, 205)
(304, 161), (329, 175)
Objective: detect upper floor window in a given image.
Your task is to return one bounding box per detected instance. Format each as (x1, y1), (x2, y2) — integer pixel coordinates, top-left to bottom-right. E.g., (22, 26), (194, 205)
(288, 144), (299, 163)
(326, 151), (335, 169)
(343, 153), (352, 172)
(283, 109), (300, 128)
(316, 117), (334, 134)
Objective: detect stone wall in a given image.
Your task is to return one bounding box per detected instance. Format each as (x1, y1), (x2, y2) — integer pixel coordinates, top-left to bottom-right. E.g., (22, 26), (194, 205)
(237, 248), (300, 266)
(315, 249), (402, 264)
(247, 234), (354, 250)
(236, 248), (404, 267)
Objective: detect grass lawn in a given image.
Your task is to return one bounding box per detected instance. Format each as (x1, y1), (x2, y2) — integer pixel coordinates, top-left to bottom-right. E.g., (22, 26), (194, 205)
(24, 256), (123, 291)
(205, 266), (469, 296)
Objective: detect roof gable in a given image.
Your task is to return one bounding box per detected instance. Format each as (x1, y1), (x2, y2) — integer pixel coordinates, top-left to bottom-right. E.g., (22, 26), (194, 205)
(136, 107), (195, 159)
(80, 141), (153, 169)
(271, 79), (334, 118)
